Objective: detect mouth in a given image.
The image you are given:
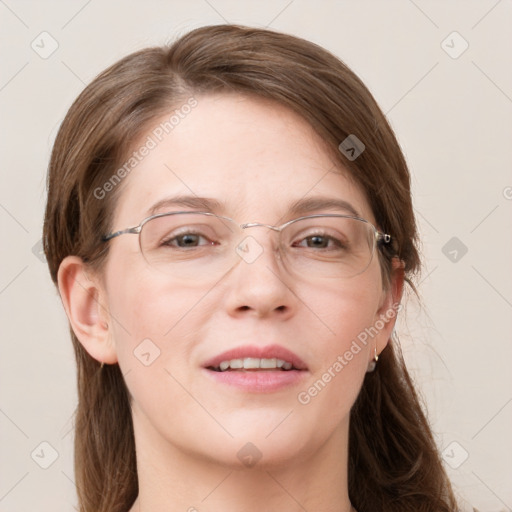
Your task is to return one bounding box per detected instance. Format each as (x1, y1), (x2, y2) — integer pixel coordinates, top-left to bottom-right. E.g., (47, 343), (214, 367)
(203, 344), (307, 372)
(208, 357), (299, 372)
(202, 345), (308, 392)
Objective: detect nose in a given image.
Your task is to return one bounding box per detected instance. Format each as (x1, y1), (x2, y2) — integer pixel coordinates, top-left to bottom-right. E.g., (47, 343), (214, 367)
(223, 229), (296, 319)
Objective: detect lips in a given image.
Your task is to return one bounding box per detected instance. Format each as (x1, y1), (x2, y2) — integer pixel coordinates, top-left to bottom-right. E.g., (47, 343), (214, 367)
(203, 344), (308, 372)
(202, 344), (309, 392)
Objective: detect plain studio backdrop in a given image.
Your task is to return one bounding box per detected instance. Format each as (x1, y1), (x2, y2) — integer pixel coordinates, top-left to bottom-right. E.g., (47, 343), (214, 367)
(0, 1), (511, 511)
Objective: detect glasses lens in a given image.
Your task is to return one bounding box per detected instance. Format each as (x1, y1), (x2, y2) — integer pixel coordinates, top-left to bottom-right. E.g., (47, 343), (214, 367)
(280, 216), (376, 278)
(139, 213), (377, 280)
(140, 212), (236, 279)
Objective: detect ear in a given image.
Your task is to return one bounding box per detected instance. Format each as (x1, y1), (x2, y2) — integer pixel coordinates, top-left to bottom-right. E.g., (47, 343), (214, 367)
(57, 255), (118, 364)
(374, 257), (405, 356)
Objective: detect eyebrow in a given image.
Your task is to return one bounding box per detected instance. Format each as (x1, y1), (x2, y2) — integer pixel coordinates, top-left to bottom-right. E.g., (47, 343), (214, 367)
(146, 195), (361, 219)
(147, 195), (224, 217)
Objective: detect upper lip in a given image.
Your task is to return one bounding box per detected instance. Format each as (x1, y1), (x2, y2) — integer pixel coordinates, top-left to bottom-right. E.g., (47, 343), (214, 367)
(203, 344), (308, 371)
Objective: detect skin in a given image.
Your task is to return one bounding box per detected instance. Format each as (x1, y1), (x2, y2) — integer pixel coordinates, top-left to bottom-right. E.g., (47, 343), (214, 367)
(58, 93), (403, 512)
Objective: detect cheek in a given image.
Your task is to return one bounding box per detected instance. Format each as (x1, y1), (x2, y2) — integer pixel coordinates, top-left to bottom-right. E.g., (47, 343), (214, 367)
(296, 275), (382, 410)
(105, 272), (214, 436)
(309, 275), (382, 355)
(103, 259), (212, 386)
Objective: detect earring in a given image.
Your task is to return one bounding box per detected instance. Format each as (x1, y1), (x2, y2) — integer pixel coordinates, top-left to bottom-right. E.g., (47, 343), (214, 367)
(366, 344), (379, 372)
(100, 361), (105, 369)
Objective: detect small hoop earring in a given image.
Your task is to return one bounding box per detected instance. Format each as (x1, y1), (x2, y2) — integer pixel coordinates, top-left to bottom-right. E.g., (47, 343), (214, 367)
(367, 345), (379, 373)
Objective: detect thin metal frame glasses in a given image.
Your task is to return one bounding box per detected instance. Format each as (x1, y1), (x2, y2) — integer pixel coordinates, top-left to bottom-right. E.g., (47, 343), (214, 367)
(101, 211), (392, 280)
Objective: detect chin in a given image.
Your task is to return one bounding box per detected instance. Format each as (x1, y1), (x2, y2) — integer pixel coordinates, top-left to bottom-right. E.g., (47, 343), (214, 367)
(190, 415), (322, 470)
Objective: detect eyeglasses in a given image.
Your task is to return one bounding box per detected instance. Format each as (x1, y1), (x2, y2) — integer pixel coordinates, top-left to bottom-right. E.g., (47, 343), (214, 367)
(101, 211), (391, 281)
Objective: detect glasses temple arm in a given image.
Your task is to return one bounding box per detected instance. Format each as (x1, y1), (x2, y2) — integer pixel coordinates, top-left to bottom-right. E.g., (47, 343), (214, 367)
(101, 226), (141, 242)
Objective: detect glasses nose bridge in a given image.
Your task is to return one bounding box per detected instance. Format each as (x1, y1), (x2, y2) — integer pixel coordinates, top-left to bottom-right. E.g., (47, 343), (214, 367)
(234, 221), (285, 261)
(239, 221), (281, 232)
(238, 221), (283, 244)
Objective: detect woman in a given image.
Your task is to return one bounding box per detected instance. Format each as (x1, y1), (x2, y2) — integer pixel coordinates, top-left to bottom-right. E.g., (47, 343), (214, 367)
(43, 24), (463, 512)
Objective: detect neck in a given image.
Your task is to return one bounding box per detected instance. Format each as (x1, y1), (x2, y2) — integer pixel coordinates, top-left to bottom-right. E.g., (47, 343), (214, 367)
(128, 409), (353, 512)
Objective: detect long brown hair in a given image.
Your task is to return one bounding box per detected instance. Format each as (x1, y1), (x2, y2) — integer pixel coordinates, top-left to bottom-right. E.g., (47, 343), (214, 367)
(43, 24), (459, 512)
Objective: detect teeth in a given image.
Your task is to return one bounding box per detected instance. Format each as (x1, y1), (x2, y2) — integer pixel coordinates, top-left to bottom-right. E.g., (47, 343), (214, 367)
(260, 358), (277, 368)
(244, 357), (261, 369)
(215, 357), (294, 371)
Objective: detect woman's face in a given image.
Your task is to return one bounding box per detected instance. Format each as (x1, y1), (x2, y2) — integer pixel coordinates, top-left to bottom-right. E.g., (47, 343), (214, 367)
(98, 93), (398, 468)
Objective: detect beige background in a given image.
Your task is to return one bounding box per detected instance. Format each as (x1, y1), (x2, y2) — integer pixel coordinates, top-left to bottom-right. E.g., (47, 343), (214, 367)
(1, 1), (511, 510)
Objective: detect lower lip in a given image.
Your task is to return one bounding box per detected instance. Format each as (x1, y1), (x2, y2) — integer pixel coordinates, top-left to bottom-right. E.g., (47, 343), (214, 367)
(202, 368), (308, 392)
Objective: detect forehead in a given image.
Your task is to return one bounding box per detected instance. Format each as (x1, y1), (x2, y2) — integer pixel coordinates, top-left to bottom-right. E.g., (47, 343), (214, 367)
(112, 92), (374, 226)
